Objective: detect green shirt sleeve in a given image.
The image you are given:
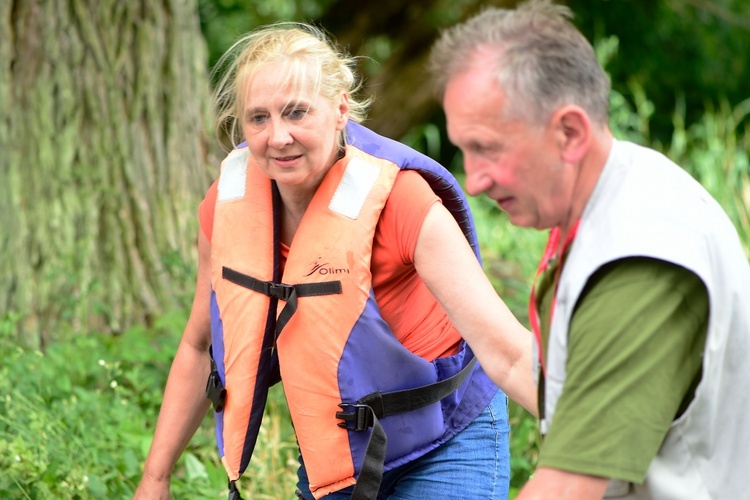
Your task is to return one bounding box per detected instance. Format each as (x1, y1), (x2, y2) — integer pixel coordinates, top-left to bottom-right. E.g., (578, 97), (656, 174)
(537, 257), (708, 484)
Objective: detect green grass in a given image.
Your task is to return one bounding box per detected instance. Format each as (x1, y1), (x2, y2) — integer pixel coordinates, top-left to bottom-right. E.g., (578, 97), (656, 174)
(0, 306), (309, 499)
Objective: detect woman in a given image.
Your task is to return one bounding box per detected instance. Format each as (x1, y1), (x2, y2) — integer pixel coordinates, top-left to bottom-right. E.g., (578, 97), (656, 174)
(135, 23), (535, 500)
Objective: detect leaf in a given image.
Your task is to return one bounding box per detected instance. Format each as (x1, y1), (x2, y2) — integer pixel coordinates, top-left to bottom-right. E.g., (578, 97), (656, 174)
(86, 475), (109, 498)
(184, 452), (208, 481)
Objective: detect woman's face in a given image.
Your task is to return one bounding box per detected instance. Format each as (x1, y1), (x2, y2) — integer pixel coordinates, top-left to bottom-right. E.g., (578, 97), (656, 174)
(242, 60), (349, 193)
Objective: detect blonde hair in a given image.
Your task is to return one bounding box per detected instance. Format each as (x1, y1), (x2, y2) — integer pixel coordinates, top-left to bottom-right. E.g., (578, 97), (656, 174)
(211, 22), (370, 151)
(429, 0), (610, 126)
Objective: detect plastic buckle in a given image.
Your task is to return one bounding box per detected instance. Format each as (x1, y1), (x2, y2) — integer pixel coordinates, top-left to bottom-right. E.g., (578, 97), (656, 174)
(336, 403), (373, 432)
(205, 371), (227, 413)
(268, 282), (294, 301)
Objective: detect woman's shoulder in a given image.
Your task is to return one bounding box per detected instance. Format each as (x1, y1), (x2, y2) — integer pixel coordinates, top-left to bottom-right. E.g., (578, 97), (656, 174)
(391, 169), (435, 199)
(198, 179), (220, 242)
(376, 169), (441, 264)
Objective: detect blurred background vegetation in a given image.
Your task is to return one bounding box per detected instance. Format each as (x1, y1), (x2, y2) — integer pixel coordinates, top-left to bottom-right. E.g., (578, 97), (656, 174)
(1, 0), (748, 498)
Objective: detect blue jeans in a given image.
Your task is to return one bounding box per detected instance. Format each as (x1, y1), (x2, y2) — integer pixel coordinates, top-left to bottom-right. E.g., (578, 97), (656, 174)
(295, 390), (510, 499)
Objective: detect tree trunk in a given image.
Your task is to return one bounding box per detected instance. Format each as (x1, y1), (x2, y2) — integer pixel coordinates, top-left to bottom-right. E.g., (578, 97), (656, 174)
(0, 0), (213, 345)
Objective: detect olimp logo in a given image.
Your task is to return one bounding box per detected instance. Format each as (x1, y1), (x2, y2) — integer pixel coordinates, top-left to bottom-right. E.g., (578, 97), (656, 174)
(304, 258), (350, 277)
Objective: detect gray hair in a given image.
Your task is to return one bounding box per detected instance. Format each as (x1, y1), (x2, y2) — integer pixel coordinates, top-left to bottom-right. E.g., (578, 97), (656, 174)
(429, 0), (610, 126)
(211, 22), (370, 151)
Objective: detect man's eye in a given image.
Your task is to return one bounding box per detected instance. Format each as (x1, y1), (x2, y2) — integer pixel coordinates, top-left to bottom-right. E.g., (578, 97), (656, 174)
(469, 143), (498, 157)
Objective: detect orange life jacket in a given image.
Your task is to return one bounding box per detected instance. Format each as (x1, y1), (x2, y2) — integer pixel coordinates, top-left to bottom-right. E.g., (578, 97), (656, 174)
(207, 122), (497, 498)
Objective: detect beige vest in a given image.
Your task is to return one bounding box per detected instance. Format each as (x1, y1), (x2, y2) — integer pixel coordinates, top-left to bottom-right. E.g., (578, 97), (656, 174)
(543, 140), (750, 499)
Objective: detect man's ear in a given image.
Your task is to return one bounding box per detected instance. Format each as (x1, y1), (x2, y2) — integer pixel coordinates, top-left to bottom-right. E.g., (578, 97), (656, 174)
(551, 105), (591, 163)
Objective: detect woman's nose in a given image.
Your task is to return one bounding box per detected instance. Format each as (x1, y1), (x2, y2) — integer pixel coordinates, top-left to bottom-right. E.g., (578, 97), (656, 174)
(269, 118), (293, 148)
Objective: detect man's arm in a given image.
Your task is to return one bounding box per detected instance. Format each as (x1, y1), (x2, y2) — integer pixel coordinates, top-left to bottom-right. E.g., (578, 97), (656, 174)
(517, 467), (609, 500)
(525, 258), (709, 497)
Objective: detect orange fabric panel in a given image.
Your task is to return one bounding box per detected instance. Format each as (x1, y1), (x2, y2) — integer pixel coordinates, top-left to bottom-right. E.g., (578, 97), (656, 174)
(198, 178), (218, 242)
(314, 477), (356, 499)
(209, 152), (275, 479)
(199, 170), (461, 362)
(277, 150), (400, 491)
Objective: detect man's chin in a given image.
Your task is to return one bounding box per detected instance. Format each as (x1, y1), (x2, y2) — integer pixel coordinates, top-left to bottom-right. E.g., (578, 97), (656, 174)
(505, 212), (534, 229)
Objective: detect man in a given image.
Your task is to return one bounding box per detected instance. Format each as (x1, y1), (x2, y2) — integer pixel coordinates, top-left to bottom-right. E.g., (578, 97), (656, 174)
(429, 1), (750, 498)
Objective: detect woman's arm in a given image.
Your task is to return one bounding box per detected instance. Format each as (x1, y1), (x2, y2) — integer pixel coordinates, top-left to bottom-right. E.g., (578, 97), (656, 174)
(134, 229), (214, 499)
(414, 202), (538, 416)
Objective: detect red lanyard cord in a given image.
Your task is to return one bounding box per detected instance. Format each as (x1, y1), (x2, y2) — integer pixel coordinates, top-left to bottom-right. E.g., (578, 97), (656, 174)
(528, 220), (580, 377)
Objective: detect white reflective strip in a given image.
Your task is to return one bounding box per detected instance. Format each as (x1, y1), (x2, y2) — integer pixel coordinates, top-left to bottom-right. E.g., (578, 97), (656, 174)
(217, 149), (249, 201)
(328, 157), (381, 220)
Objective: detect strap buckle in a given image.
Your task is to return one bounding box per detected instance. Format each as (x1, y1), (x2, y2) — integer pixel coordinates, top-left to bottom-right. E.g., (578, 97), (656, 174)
(206, 370), (226, 413)
(336, 403), (373, 432)
(268, 282), (294, 301)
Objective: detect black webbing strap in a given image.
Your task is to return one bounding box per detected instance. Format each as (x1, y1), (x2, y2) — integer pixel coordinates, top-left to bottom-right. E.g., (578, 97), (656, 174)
(228, 480), (243, 500)
(538, 367), (547, 436)
(337, 357), (478, 499)
(222, 266), (342, 336)
(349, 409), (387, 500)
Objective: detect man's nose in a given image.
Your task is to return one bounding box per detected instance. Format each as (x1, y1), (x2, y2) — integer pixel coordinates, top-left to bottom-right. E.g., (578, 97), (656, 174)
(464, 168), (493, 197)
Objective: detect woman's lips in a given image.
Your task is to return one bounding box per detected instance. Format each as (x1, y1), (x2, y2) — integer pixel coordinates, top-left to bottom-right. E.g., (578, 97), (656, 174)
(273, 154), (302, 166)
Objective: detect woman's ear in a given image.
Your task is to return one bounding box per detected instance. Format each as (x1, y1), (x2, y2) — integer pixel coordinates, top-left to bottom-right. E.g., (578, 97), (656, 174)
(551, 105), (591, 164)
(336, 92), (350, 130)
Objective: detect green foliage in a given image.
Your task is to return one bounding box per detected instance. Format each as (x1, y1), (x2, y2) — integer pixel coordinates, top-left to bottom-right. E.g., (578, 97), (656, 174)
(0, 308), (300, 499)
(669, 97), (750, 256)
(507, 401), (540, 499)
(465, 193), (547, 322)
(198, 0), (336, 67)
(0, 313), (181, 499)
(568, 0), (750, 145)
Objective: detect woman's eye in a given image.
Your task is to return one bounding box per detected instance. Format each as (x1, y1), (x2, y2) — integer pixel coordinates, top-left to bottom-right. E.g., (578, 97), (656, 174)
(287, 108), (308, 120)
(249, 114), (267, 125)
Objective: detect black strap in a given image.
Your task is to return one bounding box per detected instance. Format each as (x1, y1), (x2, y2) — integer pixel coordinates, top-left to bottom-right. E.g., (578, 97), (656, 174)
(538, 367), (546, 435)
(337, 357), (478, 499)
(349, 408), (387, 500)
(206, 267), (341, 413)
(222, 266), (342, 335)
(228, 480), (243, 500)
